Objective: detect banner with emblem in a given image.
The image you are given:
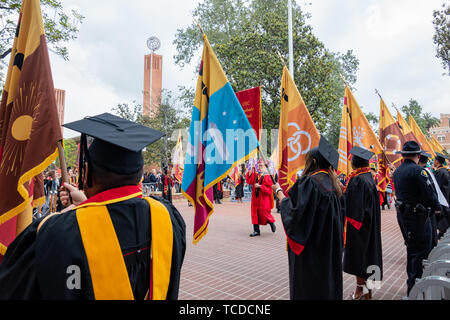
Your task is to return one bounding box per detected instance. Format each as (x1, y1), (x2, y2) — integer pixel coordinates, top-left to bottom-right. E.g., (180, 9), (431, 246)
(0, 0), (62, 259)
(338, 85), (382, 177)
(278, 66), (320, 195)
(378, 98), (405, 192)
(181, 35), (259, 244)
(235, 86), (262, 142)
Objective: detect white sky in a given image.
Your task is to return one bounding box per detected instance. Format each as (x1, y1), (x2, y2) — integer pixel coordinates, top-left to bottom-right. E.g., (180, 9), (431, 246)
(51, 0), (450, 139)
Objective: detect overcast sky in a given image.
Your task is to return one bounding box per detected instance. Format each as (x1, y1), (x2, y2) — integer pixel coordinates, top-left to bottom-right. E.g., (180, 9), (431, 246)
(51, 0), (450, 139)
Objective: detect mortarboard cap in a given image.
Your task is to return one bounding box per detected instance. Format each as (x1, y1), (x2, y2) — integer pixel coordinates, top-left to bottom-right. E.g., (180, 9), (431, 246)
(435, 152), (449, 164)
(349, 146), (375, 161)
(420, 151), (432, 159)
(64, 113), (165, 175)
(63, 113), (165, 152)
(317, 135), (339, 170)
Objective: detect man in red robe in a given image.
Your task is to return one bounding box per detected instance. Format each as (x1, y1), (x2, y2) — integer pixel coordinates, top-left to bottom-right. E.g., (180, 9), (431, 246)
(246, 159), (276, 237)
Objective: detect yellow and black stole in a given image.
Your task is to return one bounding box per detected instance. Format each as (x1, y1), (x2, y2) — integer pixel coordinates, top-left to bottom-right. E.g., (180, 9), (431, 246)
(74, 185), (173, 300)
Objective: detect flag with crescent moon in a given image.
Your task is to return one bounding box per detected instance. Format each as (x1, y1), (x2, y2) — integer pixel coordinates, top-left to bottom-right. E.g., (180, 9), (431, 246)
(278, 66), (320, 195)
(0, 0), (62, 259)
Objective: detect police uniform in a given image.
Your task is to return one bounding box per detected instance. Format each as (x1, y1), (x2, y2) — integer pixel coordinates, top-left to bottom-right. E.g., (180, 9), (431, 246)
(393, 141), (440, 295)
(433, 152), (450, 236)
(0, 113), (186, 299)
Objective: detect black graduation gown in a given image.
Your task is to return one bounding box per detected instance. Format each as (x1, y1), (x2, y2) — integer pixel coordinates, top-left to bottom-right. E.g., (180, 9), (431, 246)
(235, 175), (245, 199)
(161, 174), (173, 204)
(434, 167), (450, 233)
(280, 172), (344, 300)
(343, 172), (383, 280)
(0, 195), (186, 300)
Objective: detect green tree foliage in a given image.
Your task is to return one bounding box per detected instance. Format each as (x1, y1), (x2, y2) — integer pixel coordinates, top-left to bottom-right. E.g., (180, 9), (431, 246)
(0, 0), (84, 85)
(112, 91), (191, 167)
(401, 99), (441, 137)
(432, 2), (450, 75)
(173, 0), (359, 149)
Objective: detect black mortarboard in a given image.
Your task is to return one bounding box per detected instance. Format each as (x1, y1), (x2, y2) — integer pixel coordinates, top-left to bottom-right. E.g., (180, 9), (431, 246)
(435, 152), (449, 163)
(420, 151), (432, 159)
(349, 146), (374, 161)
(63, 113), (165, 188)
(64, 113), (164, 152)
(317, 135), (339, 170)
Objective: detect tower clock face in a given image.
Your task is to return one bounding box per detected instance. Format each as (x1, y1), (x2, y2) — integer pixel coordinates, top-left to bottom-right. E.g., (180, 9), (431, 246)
(147, 36), (161, 52)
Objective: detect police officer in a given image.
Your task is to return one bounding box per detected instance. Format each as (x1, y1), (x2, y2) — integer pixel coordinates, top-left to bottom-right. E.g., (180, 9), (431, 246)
(393, 141), (440, 296)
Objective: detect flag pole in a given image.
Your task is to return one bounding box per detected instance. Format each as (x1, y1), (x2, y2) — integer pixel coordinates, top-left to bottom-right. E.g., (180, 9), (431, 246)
(193, 18), (204, 35)
(288, 0), (294, 80)
(277, 51), (288, 68)
(57, 140), (69, 184)
(338, 73), (349, 87)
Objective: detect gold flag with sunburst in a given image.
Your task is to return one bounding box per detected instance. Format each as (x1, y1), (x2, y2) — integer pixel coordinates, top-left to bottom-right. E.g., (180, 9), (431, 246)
(0, 0), (62, 257)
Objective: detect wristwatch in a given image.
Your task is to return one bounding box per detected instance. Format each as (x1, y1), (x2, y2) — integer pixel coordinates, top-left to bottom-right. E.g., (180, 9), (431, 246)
(275, 188), (283, 195)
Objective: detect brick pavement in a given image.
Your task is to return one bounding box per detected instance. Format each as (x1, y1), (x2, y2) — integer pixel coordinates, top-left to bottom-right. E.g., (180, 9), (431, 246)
(174, 199), (408, 300)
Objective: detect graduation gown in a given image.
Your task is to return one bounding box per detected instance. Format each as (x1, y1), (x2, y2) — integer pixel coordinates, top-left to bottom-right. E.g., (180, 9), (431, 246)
(235, 174), (245, 199)
(161, 174), (173, 203)
(246, 170), (275, 225)
(0, 185), (186, 300)
(343, 171), (383, 280)
(280, 172), (344, 300)
(434, 167), (450, 233)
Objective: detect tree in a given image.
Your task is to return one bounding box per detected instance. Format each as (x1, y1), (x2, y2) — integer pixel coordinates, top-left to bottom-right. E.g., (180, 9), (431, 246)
(112, 90), (191, 167)
(0, 0), (84, 85)
(432, 2), (450, 76)
(401, 99), (440, 137)
(173, 0), (359, 149)
(54, 138), (79, 171)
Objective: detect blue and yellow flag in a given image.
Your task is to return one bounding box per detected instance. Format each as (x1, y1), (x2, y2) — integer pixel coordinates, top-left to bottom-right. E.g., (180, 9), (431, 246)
(182, 35), (258, 244)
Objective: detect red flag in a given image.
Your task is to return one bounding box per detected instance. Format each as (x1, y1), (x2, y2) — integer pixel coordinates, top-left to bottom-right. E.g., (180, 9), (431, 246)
(235, 86), (262, 141)
(0, 0), (62, 259)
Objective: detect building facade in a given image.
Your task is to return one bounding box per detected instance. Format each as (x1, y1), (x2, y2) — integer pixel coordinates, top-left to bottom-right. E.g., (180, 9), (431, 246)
(430, 113), (450, 153)
(143, 53), (162, 116)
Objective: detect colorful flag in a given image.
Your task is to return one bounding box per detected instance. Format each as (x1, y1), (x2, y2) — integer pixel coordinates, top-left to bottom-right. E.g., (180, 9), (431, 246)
(377, 98), (406, 192)
(429, 136), (446, 154)
(408, 115), (435, 157)
(379, 98), (404, 167)
(0, 0), (62, 259)
(396, 112), (419, 144)
(338, 85), (383, 177)
(172, 131), (184, 183)
(235, 86), (262, 141)
(181, 35), (259, 243)
(278, 66), (320, 194)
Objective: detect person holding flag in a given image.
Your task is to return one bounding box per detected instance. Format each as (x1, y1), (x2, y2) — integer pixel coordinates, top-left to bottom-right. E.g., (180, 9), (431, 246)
(343, 147), (383, 300)
(246, 159), (276, 237)
(234, 163), (246, 204)
(181, 33), (259, 244)
(273, 136), (344, 300)
(0, 113), (186, 299)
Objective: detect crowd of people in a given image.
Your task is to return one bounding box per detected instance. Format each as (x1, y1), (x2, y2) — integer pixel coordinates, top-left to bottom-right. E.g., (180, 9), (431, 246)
(0, 112), (448, 301)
